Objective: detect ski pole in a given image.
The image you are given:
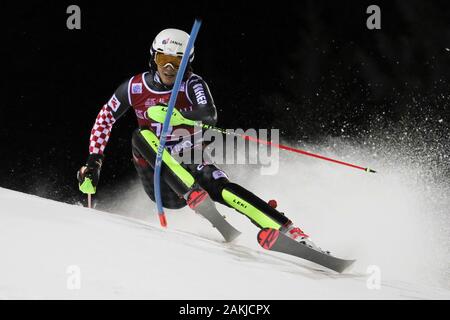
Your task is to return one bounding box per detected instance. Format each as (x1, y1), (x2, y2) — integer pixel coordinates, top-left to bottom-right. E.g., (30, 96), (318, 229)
(154, 19), (203, 228)
(148, 107), (376, 173)
(204, 124), (376, 173)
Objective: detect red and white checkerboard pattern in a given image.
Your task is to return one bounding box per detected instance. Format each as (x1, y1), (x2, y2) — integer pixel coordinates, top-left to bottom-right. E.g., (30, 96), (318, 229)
(89, 105), (116, 154)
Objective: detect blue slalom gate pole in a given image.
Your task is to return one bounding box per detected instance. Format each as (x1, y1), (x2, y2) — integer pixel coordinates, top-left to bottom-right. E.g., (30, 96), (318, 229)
(154, 19), (202, 227)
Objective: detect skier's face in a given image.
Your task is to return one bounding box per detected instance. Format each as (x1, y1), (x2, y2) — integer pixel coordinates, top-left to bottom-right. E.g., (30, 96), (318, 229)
(157, 64), (177, 86)
(154, 53), (181, 86)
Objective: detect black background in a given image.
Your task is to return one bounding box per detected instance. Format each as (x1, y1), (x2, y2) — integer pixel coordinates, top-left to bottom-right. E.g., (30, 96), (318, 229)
(1, 1), (449, 203)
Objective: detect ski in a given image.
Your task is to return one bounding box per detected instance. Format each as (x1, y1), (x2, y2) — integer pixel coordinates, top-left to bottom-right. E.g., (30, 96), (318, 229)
(257, 228), (355, 273)
(193, 193), (241, 243)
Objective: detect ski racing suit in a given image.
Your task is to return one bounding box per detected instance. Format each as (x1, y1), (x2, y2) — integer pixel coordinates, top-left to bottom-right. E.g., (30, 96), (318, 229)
(87, 70), (291, 230)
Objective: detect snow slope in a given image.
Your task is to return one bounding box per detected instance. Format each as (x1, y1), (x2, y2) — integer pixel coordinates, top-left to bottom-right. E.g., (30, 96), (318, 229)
(1, 187), (449, 299)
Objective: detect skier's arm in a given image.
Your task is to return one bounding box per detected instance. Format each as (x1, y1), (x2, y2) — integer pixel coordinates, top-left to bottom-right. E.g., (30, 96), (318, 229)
(78, 79), (132, 190)
(183, 75), (217, 126)
(88, 80), (131, 155)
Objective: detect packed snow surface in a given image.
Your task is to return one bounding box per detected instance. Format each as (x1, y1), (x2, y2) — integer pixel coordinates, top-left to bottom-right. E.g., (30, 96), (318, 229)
(1, 184), (449, 299)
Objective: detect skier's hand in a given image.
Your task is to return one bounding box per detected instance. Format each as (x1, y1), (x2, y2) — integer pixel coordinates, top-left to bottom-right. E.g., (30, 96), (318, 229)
(77, 154), (104, 194)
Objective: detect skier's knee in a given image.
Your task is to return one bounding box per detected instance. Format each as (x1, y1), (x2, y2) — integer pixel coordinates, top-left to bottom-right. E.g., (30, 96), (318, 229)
(193, 164), (230, 204)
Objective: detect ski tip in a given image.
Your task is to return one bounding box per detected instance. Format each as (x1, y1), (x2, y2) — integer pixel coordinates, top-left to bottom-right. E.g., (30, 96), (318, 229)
(365, 167), (377, 173)
(257, 228), (279, 250)
(159, 214), (168, 228)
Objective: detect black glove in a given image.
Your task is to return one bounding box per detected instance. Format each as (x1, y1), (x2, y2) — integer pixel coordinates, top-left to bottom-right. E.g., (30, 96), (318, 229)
(77, 153), (104, 188)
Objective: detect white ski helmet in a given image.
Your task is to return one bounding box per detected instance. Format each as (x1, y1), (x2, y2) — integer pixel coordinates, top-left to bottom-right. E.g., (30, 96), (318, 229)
(150, 28), (195, 69)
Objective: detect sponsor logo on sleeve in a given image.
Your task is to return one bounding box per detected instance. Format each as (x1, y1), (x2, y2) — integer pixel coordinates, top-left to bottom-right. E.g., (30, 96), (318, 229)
(193, 83), (207, 105)
(131, 83), (142, 94)
(107, 94), (121, 112)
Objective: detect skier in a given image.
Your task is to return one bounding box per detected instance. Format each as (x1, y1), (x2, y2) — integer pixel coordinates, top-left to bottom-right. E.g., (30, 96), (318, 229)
(77, 28), (313, 246)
